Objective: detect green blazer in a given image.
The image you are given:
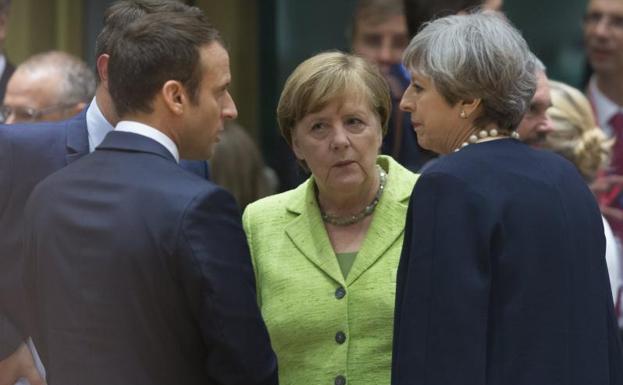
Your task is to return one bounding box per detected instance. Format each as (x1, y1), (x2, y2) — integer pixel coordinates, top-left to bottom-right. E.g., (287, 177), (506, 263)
(243, 156), (418, 385)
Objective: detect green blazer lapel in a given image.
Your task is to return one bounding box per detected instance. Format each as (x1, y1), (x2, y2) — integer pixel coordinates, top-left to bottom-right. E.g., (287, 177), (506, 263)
(346, 157), (418, 286)
(284, 179), (345, 284)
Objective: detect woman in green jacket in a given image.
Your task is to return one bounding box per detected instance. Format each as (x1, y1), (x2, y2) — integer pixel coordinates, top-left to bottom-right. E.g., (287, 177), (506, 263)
(243, 51), (418, 385)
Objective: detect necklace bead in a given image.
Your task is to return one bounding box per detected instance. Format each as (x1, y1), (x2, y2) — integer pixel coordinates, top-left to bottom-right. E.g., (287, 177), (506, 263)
(453, 128), (516, 152)
(320, 165), (386, 226)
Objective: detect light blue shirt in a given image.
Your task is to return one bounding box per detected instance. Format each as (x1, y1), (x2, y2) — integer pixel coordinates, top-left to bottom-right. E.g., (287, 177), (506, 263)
(85, 97), (114, 152)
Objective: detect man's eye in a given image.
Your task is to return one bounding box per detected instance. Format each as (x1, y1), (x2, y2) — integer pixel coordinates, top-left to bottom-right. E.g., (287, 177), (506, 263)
(363, 34), (382, 48)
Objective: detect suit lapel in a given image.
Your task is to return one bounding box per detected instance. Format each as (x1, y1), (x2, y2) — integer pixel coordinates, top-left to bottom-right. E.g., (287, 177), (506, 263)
(346, 158), (416, 286)
(65, 109), (89, 165)
(284, 179), (345, 285)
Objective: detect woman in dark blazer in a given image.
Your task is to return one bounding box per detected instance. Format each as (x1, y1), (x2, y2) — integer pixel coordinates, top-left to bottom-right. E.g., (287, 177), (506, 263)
(391, 11), (623, 385)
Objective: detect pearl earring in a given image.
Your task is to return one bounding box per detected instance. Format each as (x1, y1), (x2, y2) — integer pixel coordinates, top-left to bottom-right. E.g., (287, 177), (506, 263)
(460, 111), (467, 119)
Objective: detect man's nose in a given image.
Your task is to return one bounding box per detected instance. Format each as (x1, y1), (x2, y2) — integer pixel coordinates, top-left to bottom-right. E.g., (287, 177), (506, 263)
(537, 114), (555, 133)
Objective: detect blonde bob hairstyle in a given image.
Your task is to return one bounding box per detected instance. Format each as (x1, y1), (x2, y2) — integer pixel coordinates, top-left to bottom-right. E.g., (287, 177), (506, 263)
(277, 51), (391, 152)
(544, 80), (612, 182)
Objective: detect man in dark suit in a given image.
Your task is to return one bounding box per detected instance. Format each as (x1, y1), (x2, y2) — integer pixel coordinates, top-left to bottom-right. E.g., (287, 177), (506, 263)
(0, 2), (212, 384)
(18, 6), (277, 385)
(0, 0), (14, 104)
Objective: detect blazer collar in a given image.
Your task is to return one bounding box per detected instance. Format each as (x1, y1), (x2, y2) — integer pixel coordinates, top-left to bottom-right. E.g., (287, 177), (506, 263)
(284, 156), (417, 285)
(96, 130), (177, 163)
(65, 108), (89, 165)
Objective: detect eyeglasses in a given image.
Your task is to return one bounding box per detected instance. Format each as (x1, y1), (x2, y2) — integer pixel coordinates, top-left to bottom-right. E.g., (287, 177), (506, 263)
(583, 11), (623, 31)
(0, 104), (75, 123)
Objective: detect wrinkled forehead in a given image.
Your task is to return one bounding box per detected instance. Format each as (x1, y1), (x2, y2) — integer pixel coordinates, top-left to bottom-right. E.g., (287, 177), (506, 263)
(304, 82), (376, 118)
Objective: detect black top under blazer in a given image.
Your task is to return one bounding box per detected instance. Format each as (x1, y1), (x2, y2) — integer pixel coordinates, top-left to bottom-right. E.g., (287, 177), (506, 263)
(392, 139), (623, 385)
(21, 131), (277, 385)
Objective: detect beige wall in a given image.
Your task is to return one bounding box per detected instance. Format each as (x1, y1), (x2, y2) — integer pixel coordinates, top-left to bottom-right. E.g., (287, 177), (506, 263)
(197, 0), (259, 137)
(2, 1), (259, 135)
(5, 0), (84, 64)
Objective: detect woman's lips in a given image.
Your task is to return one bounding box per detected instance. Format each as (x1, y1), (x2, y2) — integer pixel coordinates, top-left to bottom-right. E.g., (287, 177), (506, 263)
(334, 160), (355, 167)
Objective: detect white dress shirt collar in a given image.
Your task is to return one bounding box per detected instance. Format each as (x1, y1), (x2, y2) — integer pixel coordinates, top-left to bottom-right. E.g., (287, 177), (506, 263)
(86, 96), (114, 152)
(0, 54), (7, 80)
(589, 75), (623, 137)
(114, 120), (180, 163)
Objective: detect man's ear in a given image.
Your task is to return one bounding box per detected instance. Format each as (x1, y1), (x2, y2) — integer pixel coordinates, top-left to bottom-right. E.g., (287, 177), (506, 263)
(161, 80), (185, 115)
(96, 54), (110, 89)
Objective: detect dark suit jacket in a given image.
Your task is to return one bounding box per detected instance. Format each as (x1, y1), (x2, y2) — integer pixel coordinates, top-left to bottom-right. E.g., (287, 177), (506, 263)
(0, 110), (210, 359)
(22, 131), (277, 385)
(392, 139), (623, 385)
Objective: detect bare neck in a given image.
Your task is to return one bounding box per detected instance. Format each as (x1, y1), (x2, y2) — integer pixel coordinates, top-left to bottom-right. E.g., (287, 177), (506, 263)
(316, 170), (380, 217)
(95, 86), (119, 126)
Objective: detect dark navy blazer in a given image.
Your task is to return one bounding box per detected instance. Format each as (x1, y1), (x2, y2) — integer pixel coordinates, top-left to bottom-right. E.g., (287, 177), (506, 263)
(0, 110), (209, 359)
(392, 139), (623, 385)
(21, 131), (277, 385)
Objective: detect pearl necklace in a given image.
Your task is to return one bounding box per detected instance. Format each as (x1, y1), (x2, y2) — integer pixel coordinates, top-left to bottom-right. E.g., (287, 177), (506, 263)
(319, 165), (387, 226)
(454, 128), (520, 152)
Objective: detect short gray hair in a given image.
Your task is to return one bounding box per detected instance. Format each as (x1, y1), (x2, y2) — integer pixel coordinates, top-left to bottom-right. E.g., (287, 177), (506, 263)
(403, 11), (537, 131)
(18, 50), (96, 105)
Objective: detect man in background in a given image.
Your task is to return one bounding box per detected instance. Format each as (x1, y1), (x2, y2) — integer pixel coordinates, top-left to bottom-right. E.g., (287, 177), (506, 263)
(0, 0), (14, 104)
(515, 60), (555, 146)
(584, 0), (623, 240)
(351, 0), (436, 171)
(2, 51), (95, 124)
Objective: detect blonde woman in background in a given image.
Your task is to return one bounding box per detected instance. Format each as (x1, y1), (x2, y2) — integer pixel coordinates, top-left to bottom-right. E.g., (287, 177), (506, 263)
(543, 80), (622, 308)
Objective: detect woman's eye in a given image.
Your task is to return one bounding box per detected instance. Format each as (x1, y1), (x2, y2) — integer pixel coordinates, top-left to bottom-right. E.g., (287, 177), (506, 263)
(311, 122), (325, 131)
(346, 117), (364, 126)
(412, 83), (423, 92)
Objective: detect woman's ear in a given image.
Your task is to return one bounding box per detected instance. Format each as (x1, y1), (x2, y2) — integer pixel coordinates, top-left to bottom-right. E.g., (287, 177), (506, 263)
(459, 98), (482, 118)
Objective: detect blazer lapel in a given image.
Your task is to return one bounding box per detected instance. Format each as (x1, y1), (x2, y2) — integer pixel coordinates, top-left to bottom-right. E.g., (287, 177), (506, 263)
(65, 109), (89, 165)
(346, 158), (417, 286)
(284, 179), (345, 285)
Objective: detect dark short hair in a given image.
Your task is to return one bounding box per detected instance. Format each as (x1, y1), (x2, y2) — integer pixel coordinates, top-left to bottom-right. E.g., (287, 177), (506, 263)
(403, 0), (485, 37)
(95, 0), (192, 60)
(107, 10), (223, 118)
(350, 0), (404, 42)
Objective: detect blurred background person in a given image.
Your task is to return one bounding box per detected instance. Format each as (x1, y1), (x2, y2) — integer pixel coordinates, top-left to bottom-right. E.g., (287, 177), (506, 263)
(351, 0), (435, 172)
(393, 12), (623, 385)
(542, 79), (623, 328)
(584, 0), (623, 242)
(403, 0), (504, 38)
(243, 51), (418, 385)
(1, 50), (95, 124)
(210, 122), (278, 210)
(515, 59), (555, 146)
(0, 0), (13, 104)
